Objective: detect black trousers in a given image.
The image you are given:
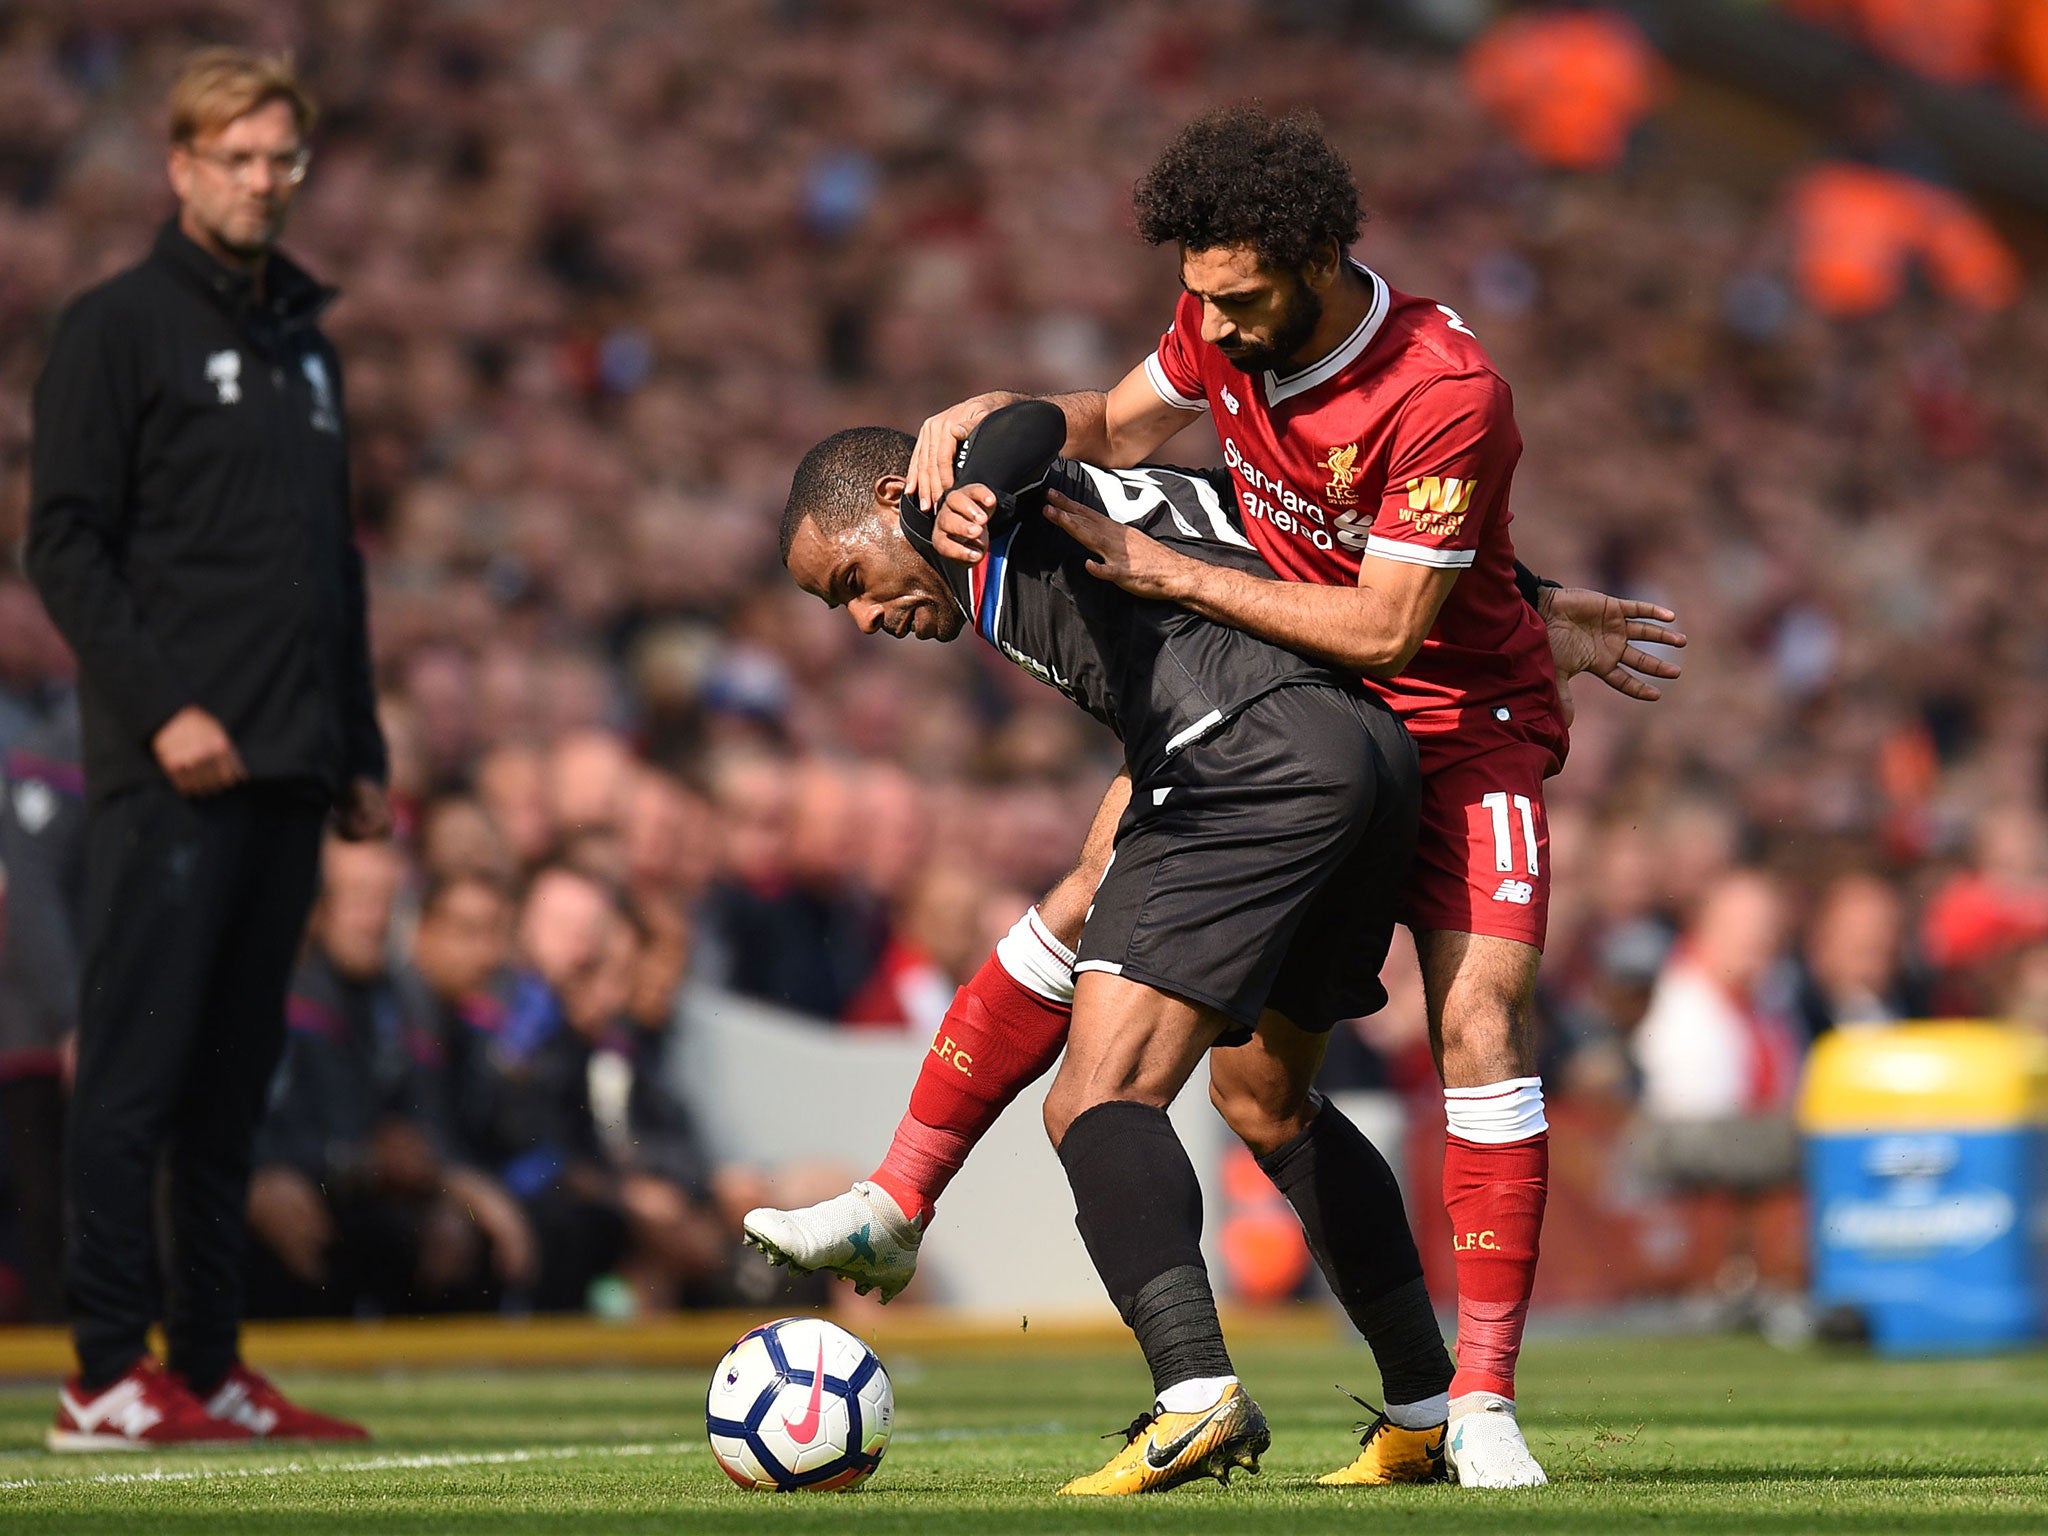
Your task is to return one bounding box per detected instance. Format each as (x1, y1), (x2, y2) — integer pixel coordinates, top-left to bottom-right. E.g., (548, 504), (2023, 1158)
(65, 781), (325, 1391)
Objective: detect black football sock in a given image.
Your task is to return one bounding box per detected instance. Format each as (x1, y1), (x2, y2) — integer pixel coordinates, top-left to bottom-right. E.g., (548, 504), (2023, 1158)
(1257, 1095), (1454, 1408)
(1058, 1100), (1233, 1398)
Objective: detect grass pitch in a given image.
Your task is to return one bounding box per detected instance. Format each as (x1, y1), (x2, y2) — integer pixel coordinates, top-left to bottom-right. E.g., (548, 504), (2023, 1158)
(0, 1331), (2043, 1533)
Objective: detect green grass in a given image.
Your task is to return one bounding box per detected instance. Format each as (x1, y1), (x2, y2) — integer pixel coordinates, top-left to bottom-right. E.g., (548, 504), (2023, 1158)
(0, 1332), (2044, 1533)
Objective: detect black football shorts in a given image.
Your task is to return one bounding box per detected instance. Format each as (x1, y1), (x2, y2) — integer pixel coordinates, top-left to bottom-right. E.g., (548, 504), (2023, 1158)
(1073, 681), (1420, 1045)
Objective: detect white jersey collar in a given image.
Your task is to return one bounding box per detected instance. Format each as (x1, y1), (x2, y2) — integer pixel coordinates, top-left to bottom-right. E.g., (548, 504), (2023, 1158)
(1263, 262), (1389, 407)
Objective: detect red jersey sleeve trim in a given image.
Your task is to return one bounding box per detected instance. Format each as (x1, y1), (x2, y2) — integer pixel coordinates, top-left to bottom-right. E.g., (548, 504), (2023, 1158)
(1364, 534), (1477, 570)
(1143, 352), (1208, 412)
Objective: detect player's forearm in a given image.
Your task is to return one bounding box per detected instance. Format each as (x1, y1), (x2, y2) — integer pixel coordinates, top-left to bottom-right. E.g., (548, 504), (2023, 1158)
(1041, 390), (1124, 465)
(1169, 561), (1420, 677)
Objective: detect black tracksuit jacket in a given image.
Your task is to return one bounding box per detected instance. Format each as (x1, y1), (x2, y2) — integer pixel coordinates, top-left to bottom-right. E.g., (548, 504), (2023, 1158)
(26, 220), (383, 803)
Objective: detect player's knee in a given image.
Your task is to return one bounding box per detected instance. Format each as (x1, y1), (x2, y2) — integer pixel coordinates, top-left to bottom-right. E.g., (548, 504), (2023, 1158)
(1042, 1083), (1075, 1149)
(1437, 991), (1512, 1051)
(1435, 983), (1535, 1081)
(1044, 1066), (1175, 1150)
(1043, 1069), (1092, 1149)
(1208, 1064), (1314, 1153)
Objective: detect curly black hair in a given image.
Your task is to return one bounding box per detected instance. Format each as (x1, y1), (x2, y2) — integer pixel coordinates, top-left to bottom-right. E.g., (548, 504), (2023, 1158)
(1133, 105), (1362, 272)
(779, 426), (914, 563)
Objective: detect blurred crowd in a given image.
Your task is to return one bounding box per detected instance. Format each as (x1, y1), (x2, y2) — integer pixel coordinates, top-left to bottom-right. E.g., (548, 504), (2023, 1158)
(1785, 0), (2048, 115)
(1, 0), (2047, 1319)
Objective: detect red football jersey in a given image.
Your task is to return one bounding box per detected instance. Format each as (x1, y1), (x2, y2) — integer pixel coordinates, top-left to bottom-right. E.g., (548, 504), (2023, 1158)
(1148, 263), (1565, 756)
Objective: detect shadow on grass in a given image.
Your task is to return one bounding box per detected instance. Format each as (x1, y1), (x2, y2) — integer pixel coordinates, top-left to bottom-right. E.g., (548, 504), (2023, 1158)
(1561, 1465), (2046, 1486)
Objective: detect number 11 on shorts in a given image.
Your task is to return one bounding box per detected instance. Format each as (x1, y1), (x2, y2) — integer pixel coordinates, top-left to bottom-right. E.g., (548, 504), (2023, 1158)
(1482, 791), (1539, 875)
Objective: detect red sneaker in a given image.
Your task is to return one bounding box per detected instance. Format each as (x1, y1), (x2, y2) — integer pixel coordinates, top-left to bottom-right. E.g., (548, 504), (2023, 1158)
(48, 1358), (256, 1451)
(196, 1364), (370, 1441)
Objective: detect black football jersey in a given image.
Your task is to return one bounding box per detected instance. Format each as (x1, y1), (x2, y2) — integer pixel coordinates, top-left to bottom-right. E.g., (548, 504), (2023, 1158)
(899, 401), (1368, 778)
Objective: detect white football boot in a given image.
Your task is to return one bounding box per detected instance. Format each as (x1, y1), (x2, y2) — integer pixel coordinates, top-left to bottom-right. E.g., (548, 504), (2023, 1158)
(742, 1181), (924, 1301)
(1446, 1397), (1548, 1487)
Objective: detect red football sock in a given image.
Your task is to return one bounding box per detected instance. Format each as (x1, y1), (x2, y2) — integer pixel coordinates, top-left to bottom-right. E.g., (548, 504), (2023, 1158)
(868, 941), (1072, 1227)
(1442, 1130), (1548, 1402)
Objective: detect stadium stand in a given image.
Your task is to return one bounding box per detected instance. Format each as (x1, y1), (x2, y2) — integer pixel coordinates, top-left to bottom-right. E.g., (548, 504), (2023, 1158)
(0, 0), (2044, 1325)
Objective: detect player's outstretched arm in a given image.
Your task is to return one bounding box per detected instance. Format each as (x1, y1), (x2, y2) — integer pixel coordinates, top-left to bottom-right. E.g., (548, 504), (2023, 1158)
(1045, 490), (1453, 676)
(1535, 585), (1685, 703)
(1054, 363), (1201, 472)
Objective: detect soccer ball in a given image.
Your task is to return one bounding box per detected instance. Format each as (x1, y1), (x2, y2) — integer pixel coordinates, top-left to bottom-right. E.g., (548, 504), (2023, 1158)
(705, 1316), (893, 1491)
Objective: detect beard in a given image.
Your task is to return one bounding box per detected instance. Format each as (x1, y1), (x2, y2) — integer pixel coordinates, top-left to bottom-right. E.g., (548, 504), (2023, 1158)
(203, 201), (285, 261)
(1218, 279), (1324, 376)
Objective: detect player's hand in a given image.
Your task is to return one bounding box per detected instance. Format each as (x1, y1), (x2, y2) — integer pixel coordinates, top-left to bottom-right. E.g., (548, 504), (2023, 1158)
(906, 391), (1023, 511)
(1043, 490), (1196, 601)
(445, 1166), (537, 1285)
(247, 1166), (333, 1285)
(152, 705), (247, 797)
(934, 484), (998, 564)
(368, 1119), (441, 1198)
(332, 777), (392, 841)
(1538, 586), (1685, 717)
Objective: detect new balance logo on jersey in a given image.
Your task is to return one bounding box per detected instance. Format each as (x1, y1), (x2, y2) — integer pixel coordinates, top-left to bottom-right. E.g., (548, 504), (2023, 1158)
(1219, 384), (1240, 415)
(1492, 879), (1534, 906)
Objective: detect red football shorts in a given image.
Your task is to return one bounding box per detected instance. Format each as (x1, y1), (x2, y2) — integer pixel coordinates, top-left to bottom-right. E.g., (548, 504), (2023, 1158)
(1398, 734), (1560, 949)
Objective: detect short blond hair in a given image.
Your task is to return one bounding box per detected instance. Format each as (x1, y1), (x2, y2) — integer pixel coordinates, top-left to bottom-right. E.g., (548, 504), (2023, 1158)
(168, 47), (315, 145)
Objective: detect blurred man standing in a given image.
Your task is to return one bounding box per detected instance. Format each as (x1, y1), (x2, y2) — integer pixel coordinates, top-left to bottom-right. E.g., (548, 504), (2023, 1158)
(27, 49), (385, 1449)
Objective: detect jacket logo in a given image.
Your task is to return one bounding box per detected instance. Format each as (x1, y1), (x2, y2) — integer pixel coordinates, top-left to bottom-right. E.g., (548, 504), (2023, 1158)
(303, 354), (340, 434)
(1322, 442), (1360, 505)
(11, 780), (56, 835)
(205, 350), (242, 404)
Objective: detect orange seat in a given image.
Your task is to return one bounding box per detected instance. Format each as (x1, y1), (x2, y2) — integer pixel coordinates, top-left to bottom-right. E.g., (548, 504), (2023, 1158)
(1855, 0), (2004, 86)
(1785, 162), (2019, 317)
(1463, 8), (1670, 172)
(2008, 0), (2048, 120)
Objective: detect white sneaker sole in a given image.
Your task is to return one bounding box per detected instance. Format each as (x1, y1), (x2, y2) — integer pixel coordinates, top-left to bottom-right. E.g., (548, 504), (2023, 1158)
(45, 1427), (248, 1453)
(1448, 1450), (1549, 1488)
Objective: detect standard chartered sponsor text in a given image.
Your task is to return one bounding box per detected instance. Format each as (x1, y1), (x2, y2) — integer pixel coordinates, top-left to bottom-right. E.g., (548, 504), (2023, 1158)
(1222, 437), (1369, 551)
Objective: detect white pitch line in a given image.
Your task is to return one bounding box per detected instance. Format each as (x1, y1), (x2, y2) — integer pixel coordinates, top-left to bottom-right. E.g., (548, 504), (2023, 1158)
(0, 1440), (686, 1492)
(0, 1422), (1070, 1493)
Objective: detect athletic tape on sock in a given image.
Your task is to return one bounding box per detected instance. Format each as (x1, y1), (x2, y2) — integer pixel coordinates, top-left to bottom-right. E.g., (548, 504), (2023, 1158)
(1059, 1103), (1232, 1394)
(996, 906), (1077, 1005)
(1443, 1077), (1547, 1144)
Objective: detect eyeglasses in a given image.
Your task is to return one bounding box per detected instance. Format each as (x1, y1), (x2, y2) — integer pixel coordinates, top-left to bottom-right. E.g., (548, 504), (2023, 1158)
(188, 145), (312, 186)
